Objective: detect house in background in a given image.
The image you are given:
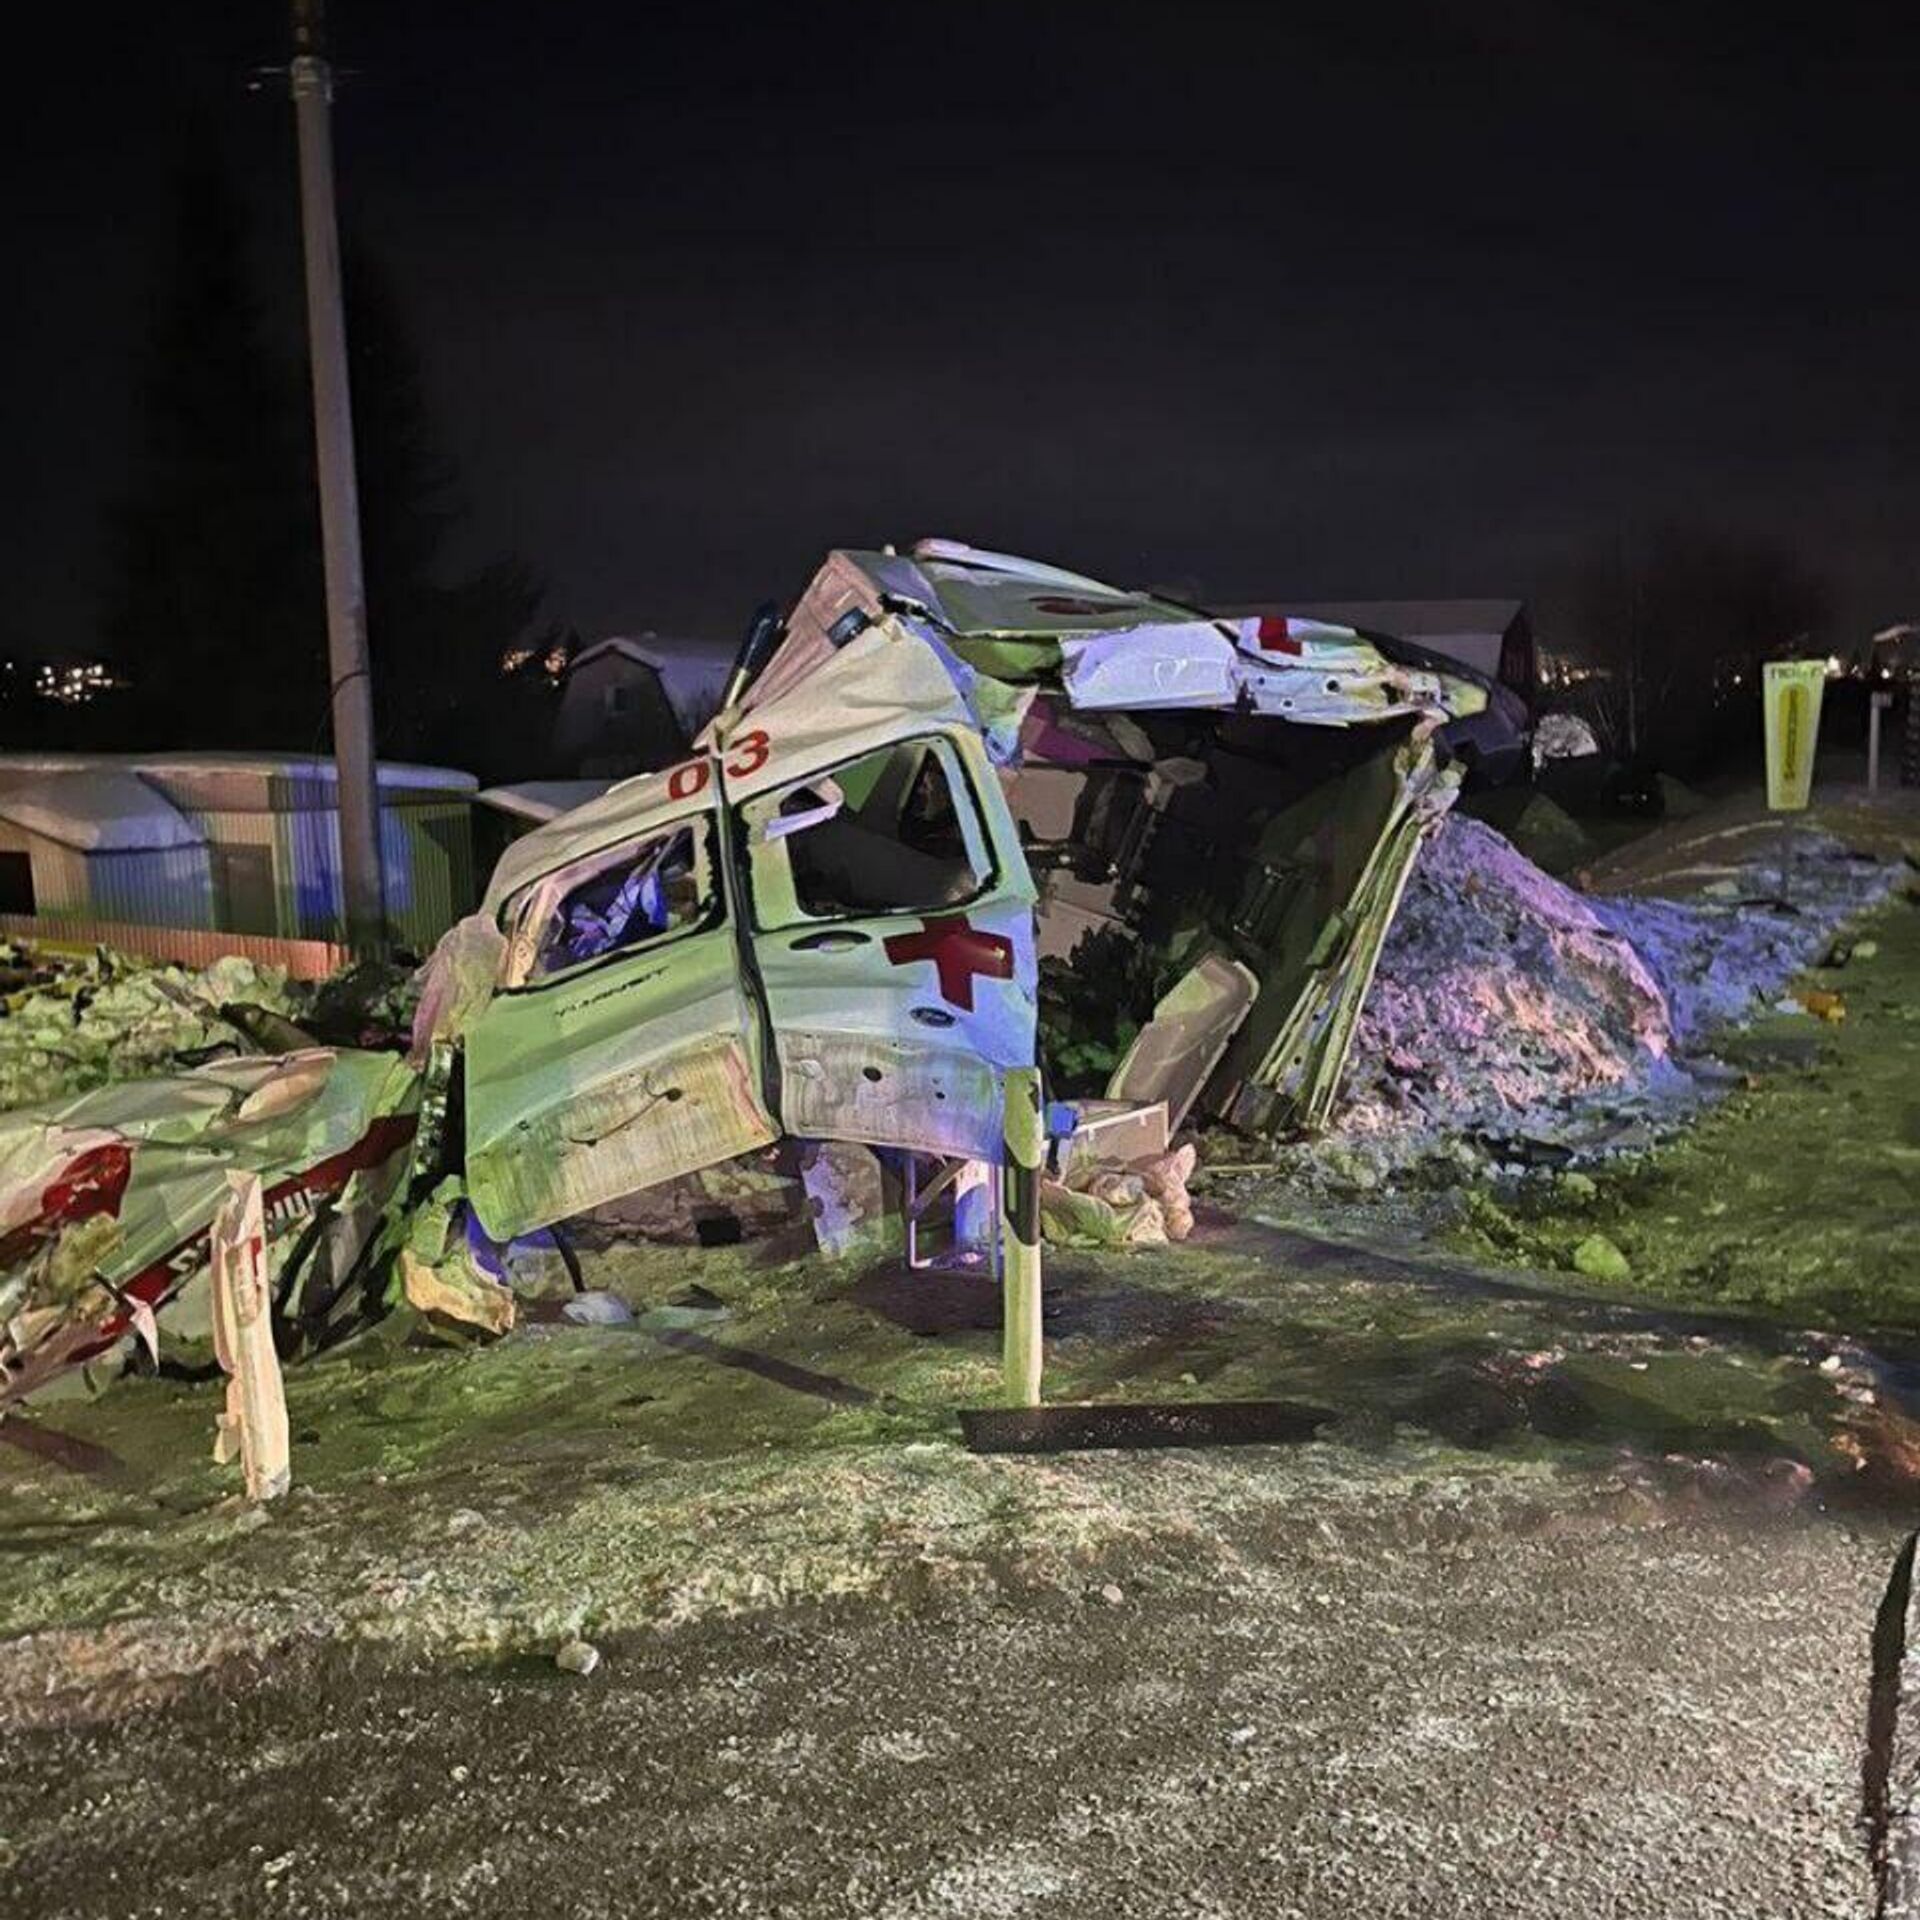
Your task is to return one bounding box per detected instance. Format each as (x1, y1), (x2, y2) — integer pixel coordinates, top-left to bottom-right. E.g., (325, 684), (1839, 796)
(553, 634), (738, 777)
(0, 753), (478, 956)
(472, 779), (614, 884)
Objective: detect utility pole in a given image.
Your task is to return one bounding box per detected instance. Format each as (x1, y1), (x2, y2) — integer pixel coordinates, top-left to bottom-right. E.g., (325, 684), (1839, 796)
(289, 0), (386, 955)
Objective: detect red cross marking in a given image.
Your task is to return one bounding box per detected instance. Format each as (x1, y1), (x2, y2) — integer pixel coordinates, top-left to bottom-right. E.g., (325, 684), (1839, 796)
(882, 914), (1014, 1012)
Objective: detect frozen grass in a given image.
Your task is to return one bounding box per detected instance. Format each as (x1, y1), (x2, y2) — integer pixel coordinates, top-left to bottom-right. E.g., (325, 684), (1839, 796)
(1449, 884), (1920, 1327)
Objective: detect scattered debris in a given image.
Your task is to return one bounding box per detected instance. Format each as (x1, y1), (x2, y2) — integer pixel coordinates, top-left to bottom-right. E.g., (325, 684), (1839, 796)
(209, 1173), (290, 1502)
(554, 1638), (602, 1677)
(1792, 987), (1847, 1022)
(0, 945), (303, 1111)
(559, 1290), (633, 1326)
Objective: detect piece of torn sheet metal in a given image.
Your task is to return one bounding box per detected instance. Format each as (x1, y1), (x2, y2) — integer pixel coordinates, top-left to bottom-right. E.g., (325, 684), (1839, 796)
(743, 539), (1490, 737)
(1, 1047), (420, 1406)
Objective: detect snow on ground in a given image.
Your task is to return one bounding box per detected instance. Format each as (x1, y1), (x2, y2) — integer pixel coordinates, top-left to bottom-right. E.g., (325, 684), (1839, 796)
(1317, 815), (1899, 1179)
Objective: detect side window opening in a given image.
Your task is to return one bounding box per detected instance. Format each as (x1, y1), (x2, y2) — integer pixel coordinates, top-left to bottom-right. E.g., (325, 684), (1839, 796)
(505, 820), (711, 986)
(748, 738), (991, 923)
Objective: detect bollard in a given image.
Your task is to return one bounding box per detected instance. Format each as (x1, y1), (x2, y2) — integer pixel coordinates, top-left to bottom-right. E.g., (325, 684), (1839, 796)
(999, 1067), (1044, 1407)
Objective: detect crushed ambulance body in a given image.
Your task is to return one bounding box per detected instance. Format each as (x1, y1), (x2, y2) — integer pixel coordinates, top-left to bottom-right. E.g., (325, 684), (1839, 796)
(1, 539), (1512, 1404)
(463, 539), (1496, 1241)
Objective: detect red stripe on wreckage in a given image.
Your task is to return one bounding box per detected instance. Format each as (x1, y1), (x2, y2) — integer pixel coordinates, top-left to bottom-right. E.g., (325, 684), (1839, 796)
(54, 1113), (419, 1366)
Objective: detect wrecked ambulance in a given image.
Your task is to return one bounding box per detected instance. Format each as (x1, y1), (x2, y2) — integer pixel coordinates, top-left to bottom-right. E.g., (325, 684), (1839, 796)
(1, 540), (1506, 1408)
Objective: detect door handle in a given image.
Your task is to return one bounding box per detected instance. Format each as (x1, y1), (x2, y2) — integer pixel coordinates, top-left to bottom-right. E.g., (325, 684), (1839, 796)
(787, 929), (872, 953)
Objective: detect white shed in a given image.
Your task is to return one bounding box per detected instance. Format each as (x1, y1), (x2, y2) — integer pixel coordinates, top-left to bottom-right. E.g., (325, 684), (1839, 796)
(0, 753), (479, 955)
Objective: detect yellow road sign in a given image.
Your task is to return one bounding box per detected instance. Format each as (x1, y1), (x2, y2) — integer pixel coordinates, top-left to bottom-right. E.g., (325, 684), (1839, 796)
(1762, 660), (1827, 811)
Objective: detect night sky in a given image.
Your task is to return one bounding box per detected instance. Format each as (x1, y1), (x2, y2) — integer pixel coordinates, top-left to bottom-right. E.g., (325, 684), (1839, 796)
(7, 2), (1919, 660)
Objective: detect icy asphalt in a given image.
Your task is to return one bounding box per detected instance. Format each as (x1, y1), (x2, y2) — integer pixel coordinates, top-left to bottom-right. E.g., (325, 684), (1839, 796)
(2, 1491), (1897, 1919)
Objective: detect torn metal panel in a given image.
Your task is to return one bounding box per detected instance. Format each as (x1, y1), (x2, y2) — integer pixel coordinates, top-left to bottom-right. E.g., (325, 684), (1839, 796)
(1057, 616), (1471, 726)
(465, 782), (778, 1241)
(746, 540), (1491, 733)
(1228, 740), (1460, 1133)
(465, 969), (778, 1243)
(1106, 957), (1259, 1133)
(209, 1172), (290, 1501)
(1, 1047), (420, 1407)
(797, 1140), (887, 1260)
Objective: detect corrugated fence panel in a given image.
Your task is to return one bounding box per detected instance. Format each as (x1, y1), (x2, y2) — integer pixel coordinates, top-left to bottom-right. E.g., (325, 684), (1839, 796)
(176, 802), (475, 952)
(86, 847), (218, 929)
(0, 913), (350, 980)
(392, 802), (476, 953)
(276, 806), (340, 942)
(0, 833), (92, 918)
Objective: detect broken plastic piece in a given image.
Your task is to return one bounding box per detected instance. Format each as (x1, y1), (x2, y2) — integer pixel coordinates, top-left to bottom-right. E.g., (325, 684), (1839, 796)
(209, 1173), (290, 1501)
(1107, 956), (1259, 1131)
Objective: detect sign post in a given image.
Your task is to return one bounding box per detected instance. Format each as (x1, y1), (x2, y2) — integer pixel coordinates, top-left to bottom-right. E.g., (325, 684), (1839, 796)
(1762, 660), (1828, 907)
(1871, 689), (1894, 797)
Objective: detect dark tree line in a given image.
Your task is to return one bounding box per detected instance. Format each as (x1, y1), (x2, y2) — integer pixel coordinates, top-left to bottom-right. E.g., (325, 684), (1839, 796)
(79, 133), (556, 775)
(1560, 526), (1833, 775)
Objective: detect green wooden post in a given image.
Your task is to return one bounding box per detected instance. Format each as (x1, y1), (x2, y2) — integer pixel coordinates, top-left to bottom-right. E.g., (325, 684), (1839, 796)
(1000, 1066), (1044, 1407)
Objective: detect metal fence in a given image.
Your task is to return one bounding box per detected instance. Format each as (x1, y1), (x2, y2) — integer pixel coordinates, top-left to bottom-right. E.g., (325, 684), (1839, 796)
(0, 913), (351, 981)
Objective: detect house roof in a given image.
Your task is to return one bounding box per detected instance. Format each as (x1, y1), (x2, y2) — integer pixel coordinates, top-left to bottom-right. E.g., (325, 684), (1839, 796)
(0, 769), (205, 853)
(475, 780), (615, 824)
(564, 634), (738, 736)
(0, 752), (478, 794)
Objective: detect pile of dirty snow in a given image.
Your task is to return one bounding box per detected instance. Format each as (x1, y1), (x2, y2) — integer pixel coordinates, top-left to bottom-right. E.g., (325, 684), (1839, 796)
(0, 947), (302, 1112)
(1315, 816), (1895, 1181)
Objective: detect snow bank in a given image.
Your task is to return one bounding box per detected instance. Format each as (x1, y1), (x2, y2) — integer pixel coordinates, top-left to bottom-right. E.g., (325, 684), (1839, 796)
(1323, 816), (1895, 1175)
